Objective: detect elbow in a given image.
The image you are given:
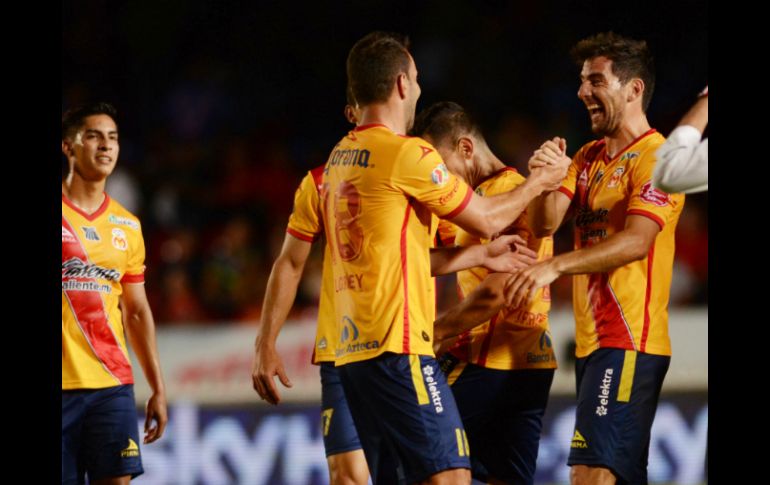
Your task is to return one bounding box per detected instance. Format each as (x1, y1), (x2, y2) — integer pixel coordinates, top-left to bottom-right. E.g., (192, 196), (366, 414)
(532, 225), (556, 238)
(628, 236), (653, 262)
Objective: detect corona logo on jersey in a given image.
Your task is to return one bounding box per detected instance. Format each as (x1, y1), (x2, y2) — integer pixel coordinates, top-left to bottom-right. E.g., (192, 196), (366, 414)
(335, 316), (380, 358)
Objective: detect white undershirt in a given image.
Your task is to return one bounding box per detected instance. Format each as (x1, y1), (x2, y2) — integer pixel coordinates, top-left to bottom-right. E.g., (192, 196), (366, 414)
(653, 125), (708, 194)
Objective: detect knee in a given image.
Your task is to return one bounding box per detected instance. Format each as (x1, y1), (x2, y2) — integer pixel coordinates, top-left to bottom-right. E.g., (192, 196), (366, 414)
(423, 467), (471, 485)
(328, 452), (369, 485)
(570, 465), (616, 485)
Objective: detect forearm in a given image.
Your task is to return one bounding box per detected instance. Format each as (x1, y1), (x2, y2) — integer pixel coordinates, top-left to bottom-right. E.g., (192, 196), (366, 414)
(476, 180), (544, 237)
(430, 245), (486, 276)
(677, 95), (708, 133)
(256, 259), (305, 348)
(125, 307), (166, 394)
(434, 274), (508, 341)
(551, 230), (650, 276)
(528, 191), (564, 237)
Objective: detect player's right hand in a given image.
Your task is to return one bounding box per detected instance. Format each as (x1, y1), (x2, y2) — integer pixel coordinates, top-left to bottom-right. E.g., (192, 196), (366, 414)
(252, 344), (293, 405)
(528, 137), (567, 170)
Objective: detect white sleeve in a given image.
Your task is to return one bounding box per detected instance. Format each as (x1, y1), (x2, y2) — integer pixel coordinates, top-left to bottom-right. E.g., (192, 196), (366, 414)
(653, 125), (708, 194)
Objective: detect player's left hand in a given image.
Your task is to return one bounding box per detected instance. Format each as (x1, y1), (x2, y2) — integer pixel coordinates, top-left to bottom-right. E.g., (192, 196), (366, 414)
(503, 259), (560, 308)
(144, 391), (168, 444)
(483, 234), (538, 273)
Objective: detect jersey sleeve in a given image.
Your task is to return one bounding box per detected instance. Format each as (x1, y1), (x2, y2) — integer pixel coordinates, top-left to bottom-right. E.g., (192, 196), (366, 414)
(122, 222), (146, 284)
(392, 138), (473, 219)
(626, 146), (686, 230)
(287, 172), (322, 242)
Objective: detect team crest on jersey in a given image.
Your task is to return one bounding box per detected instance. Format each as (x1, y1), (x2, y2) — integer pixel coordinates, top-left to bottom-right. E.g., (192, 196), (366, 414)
(82, 226), (100, 241)
(111, 228), (128, 251)
(606, 167), (625, 188)
(62, 226), (76, 243)
(640, 181), (670, 206)
(431, 164), (449, 187)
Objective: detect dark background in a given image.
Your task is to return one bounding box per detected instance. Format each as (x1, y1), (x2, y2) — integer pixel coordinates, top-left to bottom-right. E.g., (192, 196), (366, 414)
(62, 0), (708, 324)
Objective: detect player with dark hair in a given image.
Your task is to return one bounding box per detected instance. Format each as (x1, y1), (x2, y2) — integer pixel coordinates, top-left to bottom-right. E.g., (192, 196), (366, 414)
(62, 102), (167, 485)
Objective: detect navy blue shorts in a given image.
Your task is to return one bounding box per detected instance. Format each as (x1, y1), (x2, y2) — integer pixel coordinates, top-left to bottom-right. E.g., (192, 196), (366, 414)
(62, 384), (143, 485)
(320, 362), (362, 456)
(338, 352), (470, 484)
(441, 354), (554, 485)
(567, 348), (670, 485)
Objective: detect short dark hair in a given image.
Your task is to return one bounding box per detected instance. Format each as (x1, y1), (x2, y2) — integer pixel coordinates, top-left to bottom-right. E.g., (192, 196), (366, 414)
(62, 102), (118, 140)
(346, 31), (411, 106)
(411, 101), (484, 147)
(345, 85), (356, 107)
(571, 32), (655, 112)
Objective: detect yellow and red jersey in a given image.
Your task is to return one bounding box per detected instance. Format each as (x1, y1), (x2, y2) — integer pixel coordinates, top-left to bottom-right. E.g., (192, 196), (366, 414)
(558, 130), (685, 357)
(62, 193), (146, 390)
(446, 168), (557, 370)
(285, 165), (336, 364)
(321, 124), (473, 365)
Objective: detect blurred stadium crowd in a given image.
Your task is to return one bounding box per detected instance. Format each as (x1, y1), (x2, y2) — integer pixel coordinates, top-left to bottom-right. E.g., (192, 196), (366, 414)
(62, 1), (707, 326)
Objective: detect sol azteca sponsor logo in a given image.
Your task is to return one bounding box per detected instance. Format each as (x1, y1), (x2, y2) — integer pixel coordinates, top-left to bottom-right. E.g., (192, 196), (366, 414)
(335, 316), (380, 357)
(596, 368), (614, 417)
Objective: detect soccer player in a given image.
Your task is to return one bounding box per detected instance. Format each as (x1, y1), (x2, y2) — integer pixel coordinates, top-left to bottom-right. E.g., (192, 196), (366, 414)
(653, 86), (708, 194)
(252, 97), (535, 485)
(322, 32), (569, 484)
(62, 102), (167, 485)
(506, 32), (685, 485)
(413, 101), (557, 485)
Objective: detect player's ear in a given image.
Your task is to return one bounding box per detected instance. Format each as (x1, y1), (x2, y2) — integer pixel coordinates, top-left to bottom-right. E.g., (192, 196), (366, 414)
(628, 78), (645, 104)
(62, 140), (73, 158)
(457, 137), (474, 160)
(396, 72), (408, 100)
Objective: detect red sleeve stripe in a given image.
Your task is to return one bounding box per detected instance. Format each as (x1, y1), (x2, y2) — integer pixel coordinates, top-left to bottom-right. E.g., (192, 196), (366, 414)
(401, 203), (413, 353)
(445, 185), (473, 220)
(557, 187), (574, 200)
(121, 274), (145, 284)
(627, 209), (665, 230)
(640, 244), (655, 352)
(287, 228), (317, 242)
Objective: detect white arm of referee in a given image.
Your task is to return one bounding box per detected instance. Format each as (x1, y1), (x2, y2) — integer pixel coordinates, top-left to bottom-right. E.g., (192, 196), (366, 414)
(653, 92), (708, 194)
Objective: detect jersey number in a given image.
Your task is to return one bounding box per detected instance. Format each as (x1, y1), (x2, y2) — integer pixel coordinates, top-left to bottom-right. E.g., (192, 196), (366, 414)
(323, 180), (364, 261)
